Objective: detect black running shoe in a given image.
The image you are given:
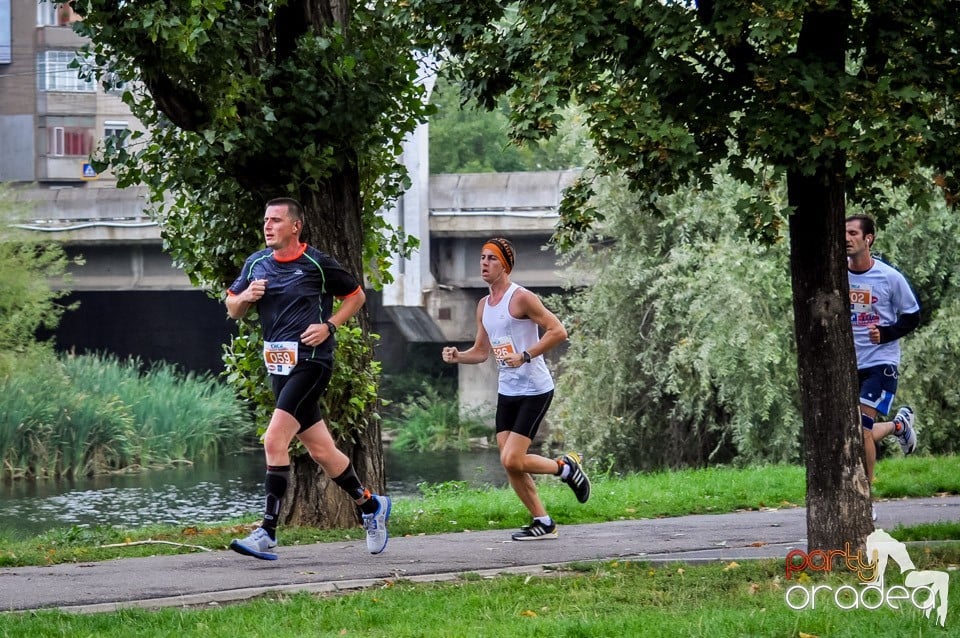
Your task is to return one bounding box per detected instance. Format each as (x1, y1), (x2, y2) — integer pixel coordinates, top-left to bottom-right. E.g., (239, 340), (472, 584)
(511, 519), (558, 541)
(560, 452), (591, 503)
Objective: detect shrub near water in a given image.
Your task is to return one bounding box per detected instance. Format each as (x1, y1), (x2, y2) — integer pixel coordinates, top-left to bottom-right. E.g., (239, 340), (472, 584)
(385, 384), (491, 452)
(0, 353), (252, 479)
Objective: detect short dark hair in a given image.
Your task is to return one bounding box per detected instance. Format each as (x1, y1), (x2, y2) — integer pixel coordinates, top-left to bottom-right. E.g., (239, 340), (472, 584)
(845, 214), (876, 240)
(265, 197), (304, 223)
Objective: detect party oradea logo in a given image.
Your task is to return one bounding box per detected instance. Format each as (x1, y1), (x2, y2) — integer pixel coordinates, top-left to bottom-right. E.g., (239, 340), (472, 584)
(784, 529), (949, 627)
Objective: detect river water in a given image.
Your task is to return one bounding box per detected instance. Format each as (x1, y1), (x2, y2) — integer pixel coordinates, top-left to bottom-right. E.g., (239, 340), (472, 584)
(0, 448), (505, 537)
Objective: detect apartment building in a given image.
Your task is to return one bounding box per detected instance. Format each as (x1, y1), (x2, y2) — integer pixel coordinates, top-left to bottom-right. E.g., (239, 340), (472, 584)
(0, 0), (137, 185)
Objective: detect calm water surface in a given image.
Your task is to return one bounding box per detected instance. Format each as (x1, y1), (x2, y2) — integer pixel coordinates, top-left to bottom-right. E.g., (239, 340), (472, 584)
(0, 448), (505, 537)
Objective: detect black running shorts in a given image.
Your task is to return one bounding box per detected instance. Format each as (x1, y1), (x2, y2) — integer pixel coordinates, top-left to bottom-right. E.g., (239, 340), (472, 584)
(495, 390), (554, 439)
(270, 359), (332, 432)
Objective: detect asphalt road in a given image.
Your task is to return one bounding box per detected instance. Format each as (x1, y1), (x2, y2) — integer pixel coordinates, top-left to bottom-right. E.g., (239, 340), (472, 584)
(2, 495), (958, 613)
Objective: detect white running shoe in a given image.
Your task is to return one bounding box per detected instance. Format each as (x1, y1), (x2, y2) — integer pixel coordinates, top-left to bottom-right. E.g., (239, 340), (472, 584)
(229, 527), (278, 560)
(362, 494), (391, 554)
(893, 406), (917, 455)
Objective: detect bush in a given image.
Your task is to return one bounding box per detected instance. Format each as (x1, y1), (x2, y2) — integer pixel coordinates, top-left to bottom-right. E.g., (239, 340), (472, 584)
(385, 384), (491, 452)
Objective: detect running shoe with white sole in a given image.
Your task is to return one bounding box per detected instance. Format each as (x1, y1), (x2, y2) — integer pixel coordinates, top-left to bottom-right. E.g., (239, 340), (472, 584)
(229, 527), (278, 560)
(363, 494), (391, 554)
(511, 519), (558, 541)
(893, 406), (917, 455)
(559, 452), (591, 503)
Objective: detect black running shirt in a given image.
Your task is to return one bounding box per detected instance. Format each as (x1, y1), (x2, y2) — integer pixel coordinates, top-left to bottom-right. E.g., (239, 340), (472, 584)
(227, 243), (361, 364)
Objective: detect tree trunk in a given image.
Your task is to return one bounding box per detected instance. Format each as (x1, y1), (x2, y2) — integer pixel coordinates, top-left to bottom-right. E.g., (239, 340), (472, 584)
(787, 168), (872, 552)
(279, 159), (386, 529)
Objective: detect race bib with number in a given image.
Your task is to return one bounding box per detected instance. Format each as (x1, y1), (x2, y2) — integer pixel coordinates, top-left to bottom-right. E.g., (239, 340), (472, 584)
(490, 335), (516, 368)
(849, 284), (878, 327)
(263, 340), (298, 375)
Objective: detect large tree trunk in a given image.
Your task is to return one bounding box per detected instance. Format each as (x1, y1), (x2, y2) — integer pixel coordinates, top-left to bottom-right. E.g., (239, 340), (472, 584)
(280, 159), (386, 529)
(787, 168), (872, 552)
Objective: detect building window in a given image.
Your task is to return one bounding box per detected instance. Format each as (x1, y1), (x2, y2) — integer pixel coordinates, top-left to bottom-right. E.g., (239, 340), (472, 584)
(38, 50), (95, 92)
(1, 0), (11, 64)
(104, 121), (129, 149)
(37, 1), (77, 27)
(50, 126), (93, 157)
(102, 70), (127, 93)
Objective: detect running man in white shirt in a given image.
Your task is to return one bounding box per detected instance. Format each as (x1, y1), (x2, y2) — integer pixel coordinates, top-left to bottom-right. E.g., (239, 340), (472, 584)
(846, 215), (920, 520)
(441, 237), (590, 540)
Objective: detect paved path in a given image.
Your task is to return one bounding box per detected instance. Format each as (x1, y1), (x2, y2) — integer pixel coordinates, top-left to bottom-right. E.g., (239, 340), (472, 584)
(2, 496), (958, 613)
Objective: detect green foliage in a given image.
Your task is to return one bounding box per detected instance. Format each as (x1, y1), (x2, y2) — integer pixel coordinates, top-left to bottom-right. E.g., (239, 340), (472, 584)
(550, 169), (960, 471)
(378, 343), (457, 416)
(321, 324), (382, 444)
(68, 2), (438, 461)
(0, 353), (251, 479)
(385, 384), (491, 452)
(408, 1), (960, 239)
(72, 1), (431, 291)
(0, 186), (74, 377)
(428, 75), (590, 173)
(550, 169), (799, 470)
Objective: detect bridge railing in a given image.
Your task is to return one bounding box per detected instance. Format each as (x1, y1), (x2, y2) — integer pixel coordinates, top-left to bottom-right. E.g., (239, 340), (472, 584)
(428, 169), (580, 217)
(9, 185), (156, 233)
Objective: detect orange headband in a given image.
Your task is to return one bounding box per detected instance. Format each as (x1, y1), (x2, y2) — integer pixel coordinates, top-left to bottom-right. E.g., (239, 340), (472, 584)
(483, 241), (513, 274)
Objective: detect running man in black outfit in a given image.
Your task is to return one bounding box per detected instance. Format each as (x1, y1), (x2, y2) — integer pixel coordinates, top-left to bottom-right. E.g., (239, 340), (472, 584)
(226, 197), (390, 559)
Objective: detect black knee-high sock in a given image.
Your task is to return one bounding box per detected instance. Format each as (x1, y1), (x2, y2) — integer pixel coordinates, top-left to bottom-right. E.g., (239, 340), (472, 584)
(332, 462), (379, 514)
(262, 465), (290, 538)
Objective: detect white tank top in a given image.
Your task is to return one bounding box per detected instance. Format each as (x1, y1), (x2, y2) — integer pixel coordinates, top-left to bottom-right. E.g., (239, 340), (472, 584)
(481, 282), (555, 396)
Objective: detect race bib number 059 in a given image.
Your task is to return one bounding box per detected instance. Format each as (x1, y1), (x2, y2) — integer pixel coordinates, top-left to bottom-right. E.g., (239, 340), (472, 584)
(263, 341), (298, 375)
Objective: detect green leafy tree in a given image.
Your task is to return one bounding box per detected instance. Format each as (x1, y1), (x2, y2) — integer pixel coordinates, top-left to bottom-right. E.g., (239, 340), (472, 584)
(553, 172), (960, 472)
(406, 1), (960, 550)
(429, 76), (588, 173)
(551, 171), (800, 471)
(70, 1), (432, 528)
(0, 187), (73, 378)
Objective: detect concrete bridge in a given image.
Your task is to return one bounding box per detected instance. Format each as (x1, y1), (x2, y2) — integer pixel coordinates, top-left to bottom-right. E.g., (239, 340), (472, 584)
(10, 170), (580, 415)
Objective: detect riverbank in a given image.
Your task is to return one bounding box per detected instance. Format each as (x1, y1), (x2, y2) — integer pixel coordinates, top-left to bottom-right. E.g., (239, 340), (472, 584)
(3, 454), (959, 568)
(0, 448), (505, 537)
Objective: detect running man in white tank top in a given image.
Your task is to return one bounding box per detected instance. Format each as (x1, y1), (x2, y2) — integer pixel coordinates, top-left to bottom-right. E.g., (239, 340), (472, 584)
(441, 238), (591, 540)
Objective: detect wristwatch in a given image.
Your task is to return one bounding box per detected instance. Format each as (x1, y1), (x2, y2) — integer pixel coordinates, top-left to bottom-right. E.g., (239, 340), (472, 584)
(522, 351), (531, 364)
(325, 320), (337, 334)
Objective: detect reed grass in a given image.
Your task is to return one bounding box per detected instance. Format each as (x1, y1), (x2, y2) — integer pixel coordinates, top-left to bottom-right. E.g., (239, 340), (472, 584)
(0, 353), (251, 479)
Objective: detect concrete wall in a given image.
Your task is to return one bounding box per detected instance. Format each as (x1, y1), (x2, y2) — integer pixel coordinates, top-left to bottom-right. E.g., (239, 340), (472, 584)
(0, 115), (36, 180)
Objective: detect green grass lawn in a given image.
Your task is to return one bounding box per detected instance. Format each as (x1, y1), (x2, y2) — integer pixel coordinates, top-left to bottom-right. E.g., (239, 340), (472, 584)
(5, 552), (959, 637)
(3, 455), (960, 636)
